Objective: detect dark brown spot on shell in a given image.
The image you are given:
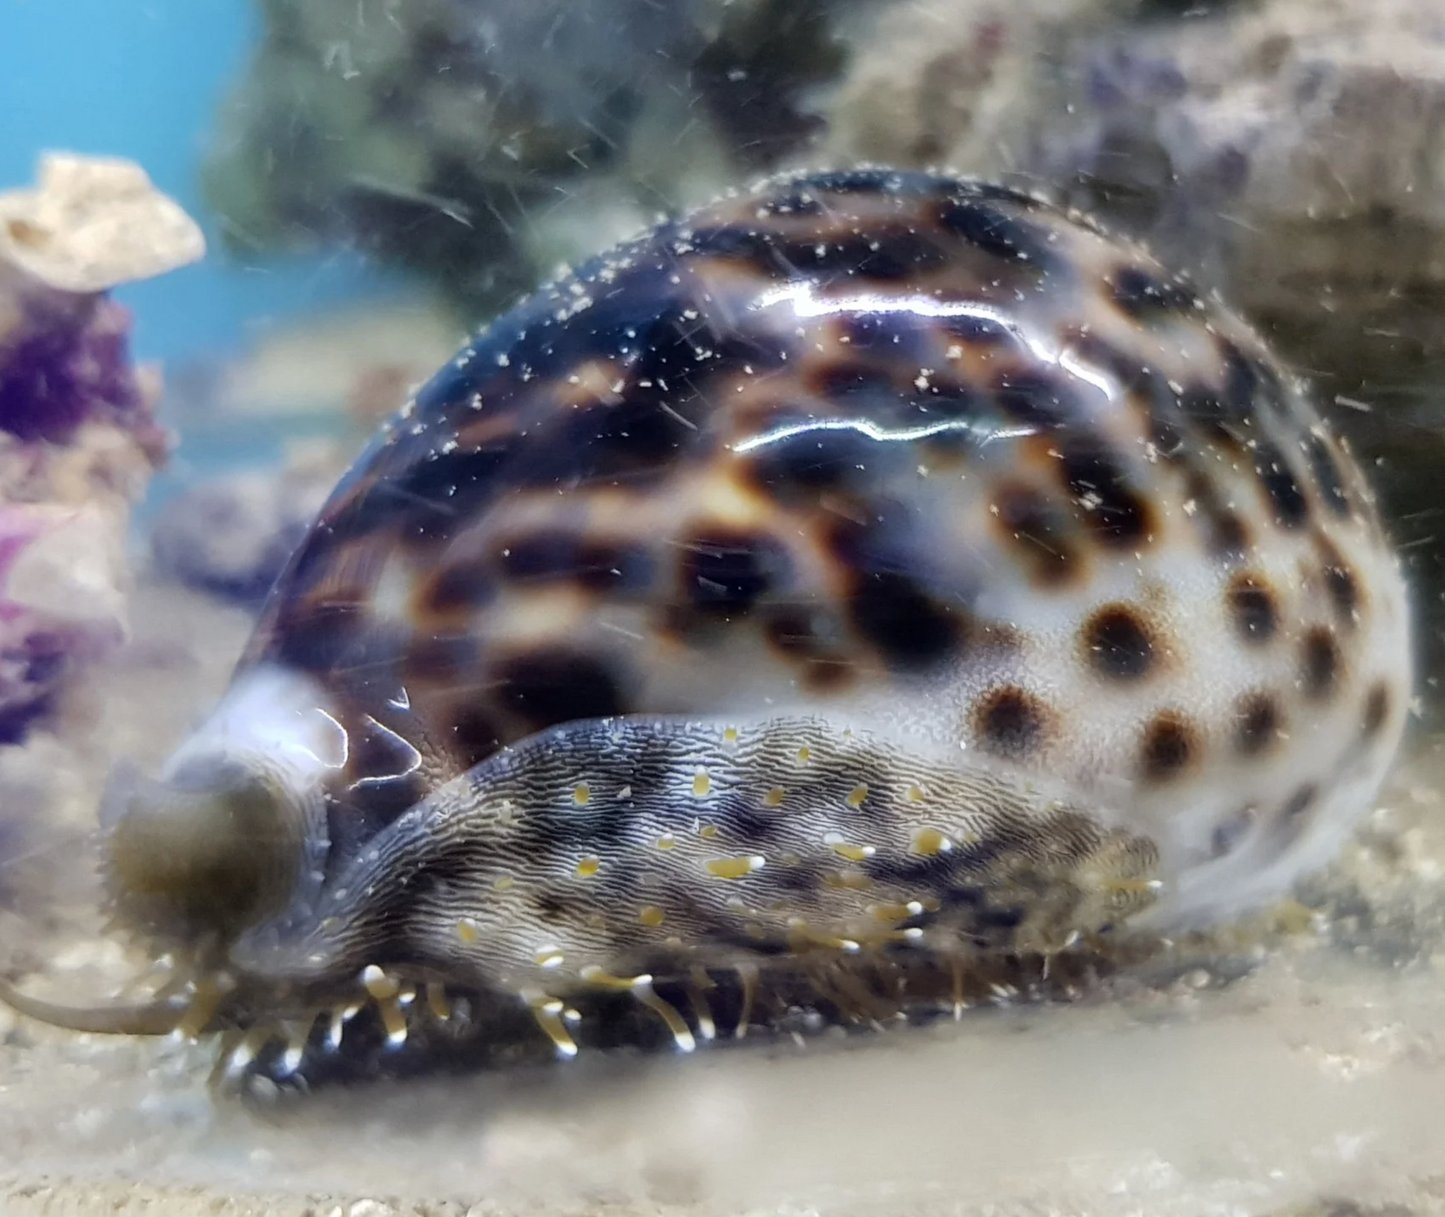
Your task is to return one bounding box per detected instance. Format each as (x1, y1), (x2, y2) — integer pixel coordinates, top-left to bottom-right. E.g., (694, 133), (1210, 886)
(1217, 338), (1268, 426)
(1069, 334), (1176, 418)
(1227, 572), (1278, 645)
(780, 229), (950, 281)
(536, 389), (699, 487)
(743, 420), (879, 501)
(271, 603), (363, 674)
(810, 362), (896, 404)
(993, 371), (1079, 429)
(1254, 441), (1309, 530)
(850, 572), (966, 672)
(497, 531), (654, 593)
(937, 198), (1058, 269)
(683, 227), (790, 277)
(939, 312), (1013, 348)
(1184, 469), (1251, 561)
(492, 649), (628, 732)
(1139, 711), (1198, 783)
(1235, 692), (1284, 758)
(840, 310), (932, 356)
(799, 657), (857, 694)
(765, 607), (824, 657)
(1208, 513), (1250, 561)
(764, 608), (856, 692)
(903, 377), (990, 423)
(973, 686), (1049, 760)
(1322, 555), (1359, 626)
(1110, 265), (1199, 319)
(1304, 431), (1351, 516)
(1081, 603), (1155, 681)
(990, 482), (1082, 588)
(1147, 413), (1187, 463)
(379, 439), (515, 543)
(422, 563), (494, 617)
(405, 634), (476, 683)
(578, 540), (656, 593)
(498, 532), (577, 582)
(681, 529), (790, 617)
(1299, 627), (1340, 700)
(1361, 682), (1391, 740)
(627, 303), (717, 402)
(1055, 439), (1152, 546)
(1179, 384), (1249, 449)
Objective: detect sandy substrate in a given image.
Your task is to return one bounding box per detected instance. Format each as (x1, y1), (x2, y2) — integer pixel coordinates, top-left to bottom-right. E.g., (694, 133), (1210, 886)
(1, 584), (1443, 1217)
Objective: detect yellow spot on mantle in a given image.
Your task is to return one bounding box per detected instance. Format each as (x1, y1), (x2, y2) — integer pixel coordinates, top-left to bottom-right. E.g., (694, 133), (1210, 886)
(706, 855), (765, 880)
(763, 787), (785, 807)
(534, 946), (565, 969)
(910, 828), (952, 857)
(870, 900), (924, 922)
(796, 746), (812, 762)
(824, 832), (875, 863)
(639, 905), (666, 927)
(576, 855), (601, 877)
(573, 782), (590, 806)
(723, 726), (740, 743)
(693, 768), (712, 797)
(845, 783), (868, 808)
(656, 833), (677, 850)
(456, 917), (480, 944)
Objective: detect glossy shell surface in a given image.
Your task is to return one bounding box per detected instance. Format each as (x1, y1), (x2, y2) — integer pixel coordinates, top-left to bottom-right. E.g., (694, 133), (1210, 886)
(44, 170), (1425, 1086)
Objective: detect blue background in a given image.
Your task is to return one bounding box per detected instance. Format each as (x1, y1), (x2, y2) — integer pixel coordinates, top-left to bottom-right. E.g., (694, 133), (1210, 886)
(0, 0), (392, 363)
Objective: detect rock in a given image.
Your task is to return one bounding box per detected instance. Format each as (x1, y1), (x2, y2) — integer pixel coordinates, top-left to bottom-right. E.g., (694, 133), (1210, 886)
(822, 0), (1445, 388)
(0, 152), (204, 294)
(0, 154), (199, 744)
(202, 0), (869, 316)
(149, 442), (347, 607)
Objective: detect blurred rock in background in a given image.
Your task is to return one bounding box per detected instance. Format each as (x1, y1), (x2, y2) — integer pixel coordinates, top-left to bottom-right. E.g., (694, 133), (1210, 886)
(825, 0), (1445, 391)
(0, 154), (202, 743)
(150, 439), (345, 607)
(203, 0), (871, 317)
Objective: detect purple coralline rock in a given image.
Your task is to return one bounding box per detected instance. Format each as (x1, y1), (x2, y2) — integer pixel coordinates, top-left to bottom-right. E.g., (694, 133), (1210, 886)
(0, 506), (107, 741)
(0, 154), (203, 746)
(0, 294), (154, 740)
(0, 294), (165, 451)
